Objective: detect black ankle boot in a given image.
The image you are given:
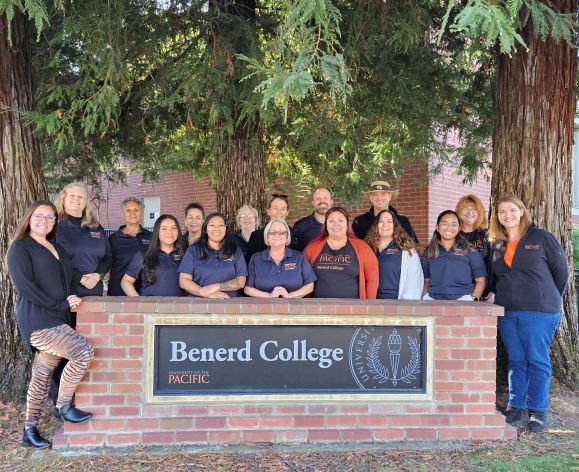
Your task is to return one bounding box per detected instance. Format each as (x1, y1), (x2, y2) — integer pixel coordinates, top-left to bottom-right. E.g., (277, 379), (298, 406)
(22, 426), (51, 449)
(53, 404), (93, 424)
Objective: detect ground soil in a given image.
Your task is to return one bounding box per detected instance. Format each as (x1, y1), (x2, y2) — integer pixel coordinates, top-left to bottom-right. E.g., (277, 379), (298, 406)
(0, 386), (577, 471)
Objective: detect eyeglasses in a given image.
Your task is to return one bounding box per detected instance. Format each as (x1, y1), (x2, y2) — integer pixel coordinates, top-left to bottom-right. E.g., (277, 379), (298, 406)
(207, 224), (227, 229)
(438, 222), (459, 228)
(268, 230), (287, 236)
(271, 193), (289, 202)
(461, 207), (477, 214)
(240, 214), (255, 219)
(32, 213), (57, 223)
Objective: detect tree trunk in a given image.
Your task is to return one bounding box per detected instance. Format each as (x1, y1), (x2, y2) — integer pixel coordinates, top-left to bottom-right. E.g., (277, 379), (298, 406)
(491, 1), (577, 388)
(0, 10), (48, 401)
(215, 123), (266, 229)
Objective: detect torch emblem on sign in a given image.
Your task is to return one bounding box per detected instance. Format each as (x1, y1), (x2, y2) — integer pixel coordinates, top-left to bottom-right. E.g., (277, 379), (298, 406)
(349, 327), (422, 390)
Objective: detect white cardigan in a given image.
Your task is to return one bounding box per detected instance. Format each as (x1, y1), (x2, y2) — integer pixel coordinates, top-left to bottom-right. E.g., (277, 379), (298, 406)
(397, 250), (424, 300)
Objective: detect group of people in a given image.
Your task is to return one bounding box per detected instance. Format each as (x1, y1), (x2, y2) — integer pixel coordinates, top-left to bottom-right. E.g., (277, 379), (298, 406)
(6, 179), (569, 448)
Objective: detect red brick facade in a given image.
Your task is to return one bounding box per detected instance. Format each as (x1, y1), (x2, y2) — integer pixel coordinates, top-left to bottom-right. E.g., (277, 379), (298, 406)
(52, 298), (515, 450)
(95, 163), (492, 246)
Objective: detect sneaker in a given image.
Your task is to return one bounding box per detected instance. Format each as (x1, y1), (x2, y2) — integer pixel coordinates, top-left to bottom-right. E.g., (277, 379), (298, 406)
(528, 410), (548, 433)
(504, 406), (526, 425)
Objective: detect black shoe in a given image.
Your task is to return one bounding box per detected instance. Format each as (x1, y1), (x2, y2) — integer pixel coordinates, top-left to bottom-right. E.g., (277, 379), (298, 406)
(504, 406), (526, 426)
(22, 426), (51, 449)
(53, 405), (93, 424)
(528, 410), (548, 433)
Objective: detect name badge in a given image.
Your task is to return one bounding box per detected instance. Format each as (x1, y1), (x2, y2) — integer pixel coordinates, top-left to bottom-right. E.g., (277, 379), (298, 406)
(284, 263), (297, 270)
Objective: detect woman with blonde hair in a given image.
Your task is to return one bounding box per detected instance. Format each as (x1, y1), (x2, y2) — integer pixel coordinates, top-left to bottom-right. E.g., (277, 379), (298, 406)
(55, 182), (111, 297)
(455, 194), (489, 260)
(487, 196), (568, 432)
(245, 218), (316, 298)
(365, 209), (423, 300)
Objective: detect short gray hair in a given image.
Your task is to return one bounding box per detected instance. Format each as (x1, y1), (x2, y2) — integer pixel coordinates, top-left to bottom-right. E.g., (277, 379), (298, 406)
(121, 196), (143, 210)
(236, 204), (260, 227)
(263, 218), (291, 247)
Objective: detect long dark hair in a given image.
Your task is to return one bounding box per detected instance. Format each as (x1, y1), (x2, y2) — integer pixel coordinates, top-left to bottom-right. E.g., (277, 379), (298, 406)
(425, 210), (473, 258)
(11, 200), (59, 243)
(366, 209), (417, 255)
(312, 206), (356, 242)
(142, 214), (184, 285)
(196, 212), (238, 260)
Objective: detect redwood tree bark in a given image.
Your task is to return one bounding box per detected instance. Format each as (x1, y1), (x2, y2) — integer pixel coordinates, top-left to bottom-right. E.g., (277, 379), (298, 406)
(215, 123), (267, 229)
(0, 10), (48, 400)
(491, 1), (577, 387)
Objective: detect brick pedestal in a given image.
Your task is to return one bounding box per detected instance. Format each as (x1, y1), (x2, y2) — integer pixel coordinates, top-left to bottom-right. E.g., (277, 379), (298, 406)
(52, 298), (515, 449)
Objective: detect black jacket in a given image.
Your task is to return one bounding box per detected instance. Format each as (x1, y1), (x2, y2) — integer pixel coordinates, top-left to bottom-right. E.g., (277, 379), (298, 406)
(7, 236), (75, 352)
(352, 206), (418, 243)
(490, 225), (568, 313)
(291, 213), (323, 251)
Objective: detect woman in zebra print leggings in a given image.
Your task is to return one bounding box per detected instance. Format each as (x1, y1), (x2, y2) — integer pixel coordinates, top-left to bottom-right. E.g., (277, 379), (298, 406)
(7, 201), (94, 449)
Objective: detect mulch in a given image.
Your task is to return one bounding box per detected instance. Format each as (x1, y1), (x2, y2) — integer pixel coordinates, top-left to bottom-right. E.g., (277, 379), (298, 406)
(0, 386), (577, 471)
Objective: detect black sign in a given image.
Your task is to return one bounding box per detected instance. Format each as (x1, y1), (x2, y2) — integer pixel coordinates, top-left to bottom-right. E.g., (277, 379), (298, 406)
(153, 325), (427, 396)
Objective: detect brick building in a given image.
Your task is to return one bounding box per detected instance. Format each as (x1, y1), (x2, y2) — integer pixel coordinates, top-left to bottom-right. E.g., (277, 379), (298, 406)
(94, 162), (491, 246)
(94, 119), (579, 238)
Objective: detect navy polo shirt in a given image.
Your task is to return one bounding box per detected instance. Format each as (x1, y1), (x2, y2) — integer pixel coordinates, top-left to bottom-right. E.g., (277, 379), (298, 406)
(291, 214), (323, 251)
(421, 244), (487, 300)
(377, 242), (402, 300)
(125, 250), (184, 296)
(108, 226), (153, 296)
(56, 218), (111, 296)
(247, 248), (317, 293)
(178, 243), (248, 297)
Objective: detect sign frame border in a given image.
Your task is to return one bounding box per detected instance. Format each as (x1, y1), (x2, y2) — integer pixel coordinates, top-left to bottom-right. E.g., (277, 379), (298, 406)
(145, 313), (434, 404)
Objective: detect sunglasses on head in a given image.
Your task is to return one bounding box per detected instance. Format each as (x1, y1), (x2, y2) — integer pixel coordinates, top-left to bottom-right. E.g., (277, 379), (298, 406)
(271, 193), (289, 201)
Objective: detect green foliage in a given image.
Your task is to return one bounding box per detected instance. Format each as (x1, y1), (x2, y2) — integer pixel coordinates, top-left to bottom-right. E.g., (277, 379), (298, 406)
(0, 0), (58, 41)
(438, 0), (576, 55)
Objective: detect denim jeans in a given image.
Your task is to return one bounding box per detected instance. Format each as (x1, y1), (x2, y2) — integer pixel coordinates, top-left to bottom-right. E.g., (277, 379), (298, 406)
(497, 310), (560, 412)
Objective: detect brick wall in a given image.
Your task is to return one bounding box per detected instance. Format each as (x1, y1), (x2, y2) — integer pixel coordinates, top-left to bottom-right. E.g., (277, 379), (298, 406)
(52, 298), (515, 450)
(94, 164), (492, 246)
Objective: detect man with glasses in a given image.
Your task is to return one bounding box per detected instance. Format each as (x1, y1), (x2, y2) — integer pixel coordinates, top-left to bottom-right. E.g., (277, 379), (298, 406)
(352, 180), (418, 243)
(246, 194), (289, 262)
(291, 187), (334, 251)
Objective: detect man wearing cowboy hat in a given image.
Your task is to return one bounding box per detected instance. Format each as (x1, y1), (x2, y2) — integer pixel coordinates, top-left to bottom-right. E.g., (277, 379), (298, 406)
(352, 180), (418, 243)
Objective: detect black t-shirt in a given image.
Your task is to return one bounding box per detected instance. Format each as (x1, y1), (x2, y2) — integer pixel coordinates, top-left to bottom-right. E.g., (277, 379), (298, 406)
(312, 241), (359, 298)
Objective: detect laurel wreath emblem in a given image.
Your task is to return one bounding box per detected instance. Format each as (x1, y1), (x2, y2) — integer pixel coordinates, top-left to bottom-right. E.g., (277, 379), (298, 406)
(366, 336), (421, 385)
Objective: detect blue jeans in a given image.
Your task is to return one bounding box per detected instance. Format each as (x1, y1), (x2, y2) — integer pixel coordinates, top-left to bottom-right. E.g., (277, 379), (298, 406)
(497, 310), (560, 412)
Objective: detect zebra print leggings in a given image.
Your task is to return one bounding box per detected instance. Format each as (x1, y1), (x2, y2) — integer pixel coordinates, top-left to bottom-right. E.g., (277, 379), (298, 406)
(26, 324), (94, 428)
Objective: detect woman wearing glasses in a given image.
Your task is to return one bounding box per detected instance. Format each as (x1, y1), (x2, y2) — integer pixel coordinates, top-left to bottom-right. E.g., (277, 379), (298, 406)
(178, 212), (247, 298)
(7, 201), (93, 449)
(233, 204), (259, 259)
(421, 210), (487, 301)
(455, 194), (489, 260)
(245, 218), (317, 298)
